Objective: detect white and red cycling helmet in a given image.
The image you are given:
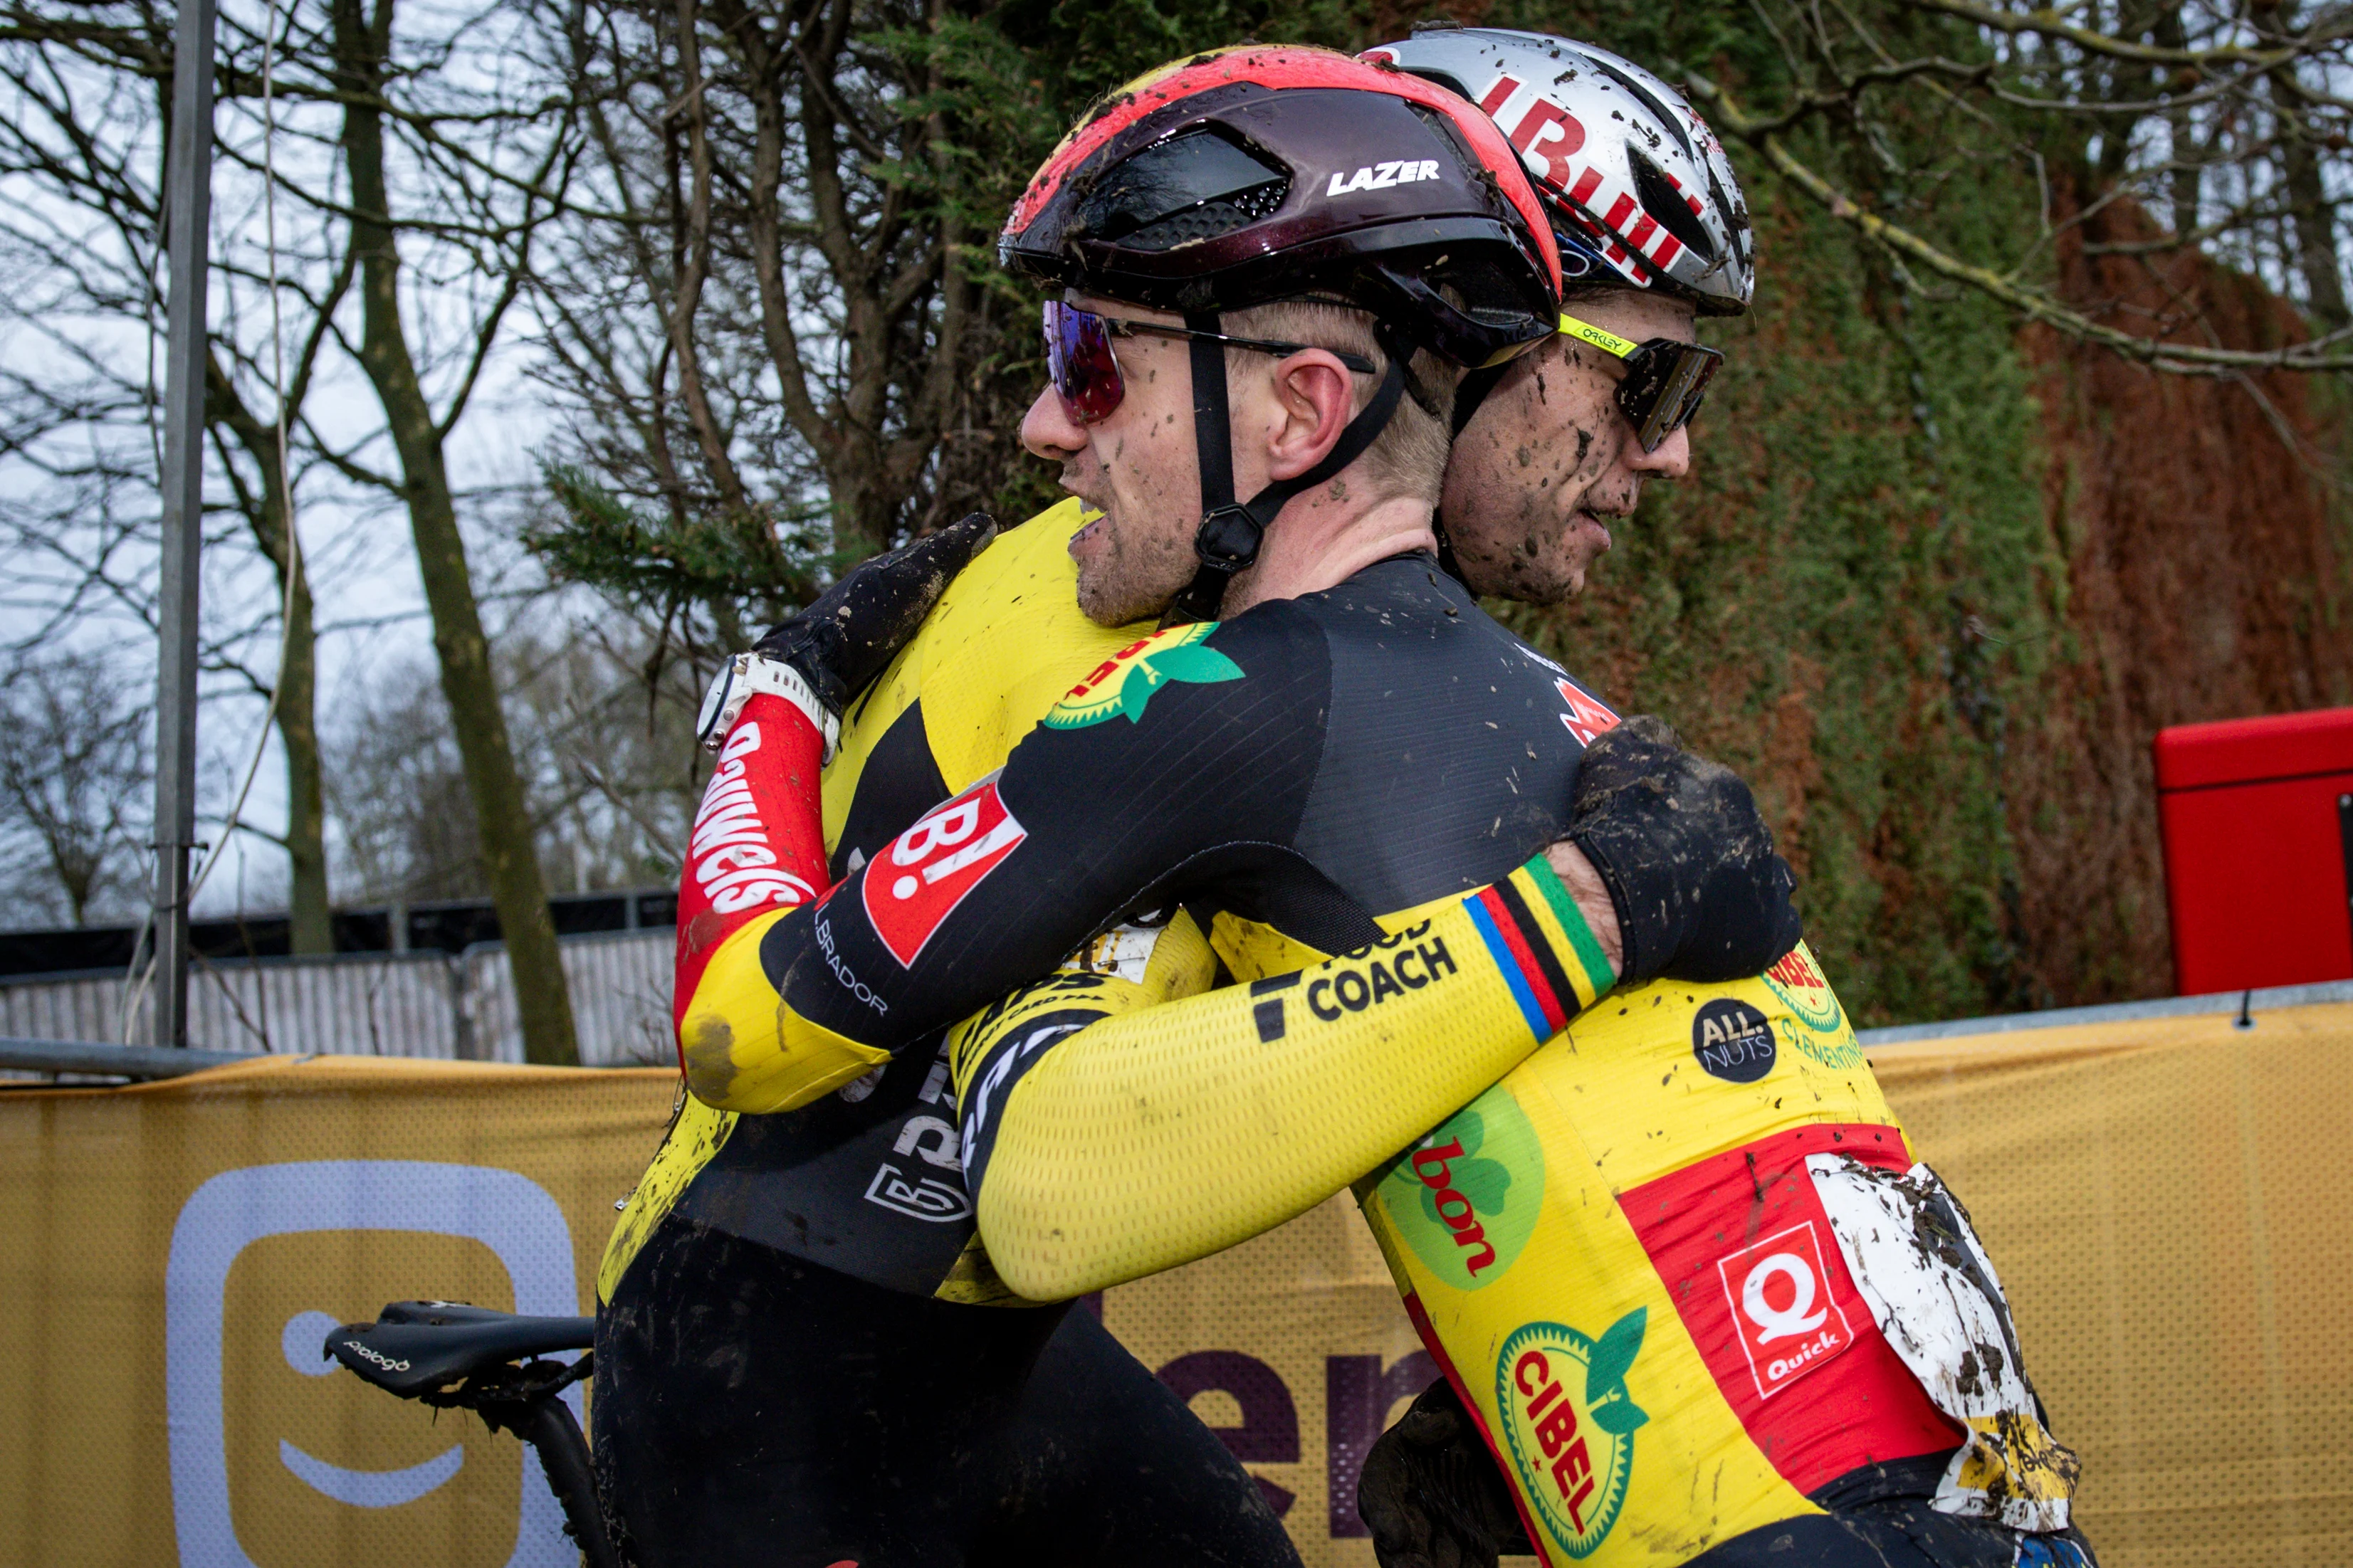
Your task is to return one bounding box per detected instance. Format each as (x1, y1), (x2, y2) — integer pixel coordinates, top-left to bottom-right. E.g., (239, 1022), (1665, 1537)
(1363, 26), (1754, 315)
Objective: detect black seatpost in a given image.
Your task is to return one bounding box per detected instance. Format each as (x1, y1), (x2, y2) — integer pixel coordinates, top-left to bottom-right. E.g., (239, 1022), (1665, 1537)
(505, 1396), (623, 1568)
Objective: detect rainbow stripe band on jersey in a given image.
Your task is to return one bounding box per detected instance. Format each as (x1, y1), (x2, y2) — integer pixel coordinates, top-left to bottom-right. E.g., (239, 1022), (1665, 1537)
(1464, 858), (1615, 1043)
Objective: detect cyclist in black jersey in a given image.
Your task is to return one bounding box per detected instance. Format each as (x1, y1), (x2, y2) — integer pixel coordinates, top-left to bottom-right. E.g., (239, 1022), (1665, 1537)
(593, 46), (1803, 1568)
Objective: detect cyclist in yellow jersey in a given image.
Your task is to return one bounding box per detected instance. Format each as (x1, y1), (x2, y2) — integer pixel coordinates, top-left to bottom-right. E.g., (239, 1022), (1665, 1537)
(591, 36), (2080, 1568)
(591, 50), (1801, 1568)
(941, 29), (2096, 1568)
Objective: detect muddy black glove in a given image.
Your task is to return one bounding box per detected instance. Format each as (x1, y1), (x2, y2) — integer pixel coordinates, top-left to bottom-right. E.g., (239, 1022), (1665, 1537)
(754, 510), (999, 714)
(1566, 715), (1802, 985)
(1360, 1377), (1532, 1568)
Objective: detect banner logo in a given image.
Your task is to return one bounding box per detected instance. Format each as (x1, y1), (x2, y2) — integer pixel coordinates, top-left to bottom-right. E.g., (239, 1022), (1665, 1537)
(1715, 1221), (1855, 1399)
(1042, 623), (1242, 730)
(1375, 1087), (1544, 1290)
(863, 779), (1027, 967)
(165, 1161), (580, 1567)
(1495, 1312), (1647, 1557)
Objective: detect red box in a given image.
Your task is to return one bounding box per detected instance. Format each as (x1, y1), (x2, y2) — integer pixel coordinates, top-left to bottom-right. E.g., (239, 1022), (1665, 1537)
(2154, 707), (2353, 994)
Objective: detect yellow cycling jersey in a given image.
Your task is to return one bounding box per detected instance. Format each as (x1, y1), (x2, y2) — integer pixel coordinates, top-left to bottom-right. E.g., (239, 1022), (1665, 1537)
(608, 498), (2080, 1563)
(958, 929), (2081, 1564)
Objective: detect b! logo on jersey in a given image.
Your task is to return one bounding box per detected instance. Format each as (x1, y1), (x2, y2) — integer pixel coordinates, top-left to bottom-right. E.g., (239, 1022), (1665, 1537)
(1715, 1221), (1855, 1400)
(1494, 1312), (1647, 1558)
(862, 779), (1027, 967)
(1555, 680), (1620, 746)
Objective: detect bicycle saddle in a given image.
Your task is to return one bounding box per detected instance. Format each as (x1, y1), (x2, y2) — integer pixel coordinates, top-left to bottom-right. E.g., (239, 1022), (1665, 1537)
(325, 1300), (594, 1400)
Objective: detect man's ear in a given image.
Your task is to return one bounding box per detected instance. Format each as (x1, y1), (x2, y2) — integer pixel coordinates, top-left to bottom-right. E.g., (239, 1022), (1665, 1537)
(1264, 350), (1361, 481)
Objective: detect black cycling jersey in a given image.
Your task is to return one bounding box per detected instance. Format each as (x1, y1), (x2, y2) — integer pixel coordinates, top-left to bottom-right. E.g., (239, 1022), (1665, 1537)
(651, 552), (1616, 1299)
(724, 553), (1610, 1090)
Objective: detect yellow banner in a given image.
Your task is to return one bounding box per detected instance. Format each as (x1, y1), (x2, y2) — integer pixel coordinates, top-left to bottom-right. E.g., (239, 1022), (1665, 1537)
(1, 1004), (2348, 1566)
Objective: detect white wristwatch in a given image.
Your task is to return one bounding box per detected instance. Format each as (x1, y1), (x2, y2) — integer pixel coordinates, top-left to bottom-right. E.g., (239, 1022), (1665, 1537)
(696, 652), (840, 762)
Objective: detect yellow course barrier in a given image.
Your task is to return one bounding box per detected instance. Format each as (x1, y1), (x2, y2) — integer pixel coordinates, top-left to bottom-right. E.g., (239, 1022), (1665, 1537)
(1, 1003), (2348, 1566)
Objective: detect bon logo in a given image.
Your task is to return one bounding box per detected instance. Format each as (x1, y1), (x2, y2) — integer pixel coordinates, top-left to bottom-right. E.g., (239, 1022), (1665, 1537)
(1374, 1087), (1544, 1291)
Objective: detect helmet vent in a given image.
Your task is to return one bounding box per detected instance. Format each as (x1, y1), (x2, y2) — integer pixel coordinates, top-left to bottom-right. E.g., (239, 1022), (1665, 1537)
(1629, 149), (1715, 263)
(1583, 56), (1693, 160)
(1123, 186), (1288, 251)
(1079, 131), (1290, 250)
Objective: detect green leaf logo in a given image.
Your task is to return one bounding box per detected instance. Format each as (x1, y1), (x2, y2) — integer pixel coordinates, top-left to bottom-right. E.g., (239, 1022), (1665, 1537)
(1586, 1396), (1650, 1437)
(1583, 1307), (1647, 1405)
(1043, 623), (1243, 730)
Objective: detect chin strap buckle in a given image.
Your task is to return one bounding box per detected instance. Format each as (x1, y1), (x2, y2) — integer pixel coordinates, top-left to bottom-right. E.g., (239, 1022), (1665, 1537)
(1159, 504), (1265, 630)
(1193, 505), (1264, 569)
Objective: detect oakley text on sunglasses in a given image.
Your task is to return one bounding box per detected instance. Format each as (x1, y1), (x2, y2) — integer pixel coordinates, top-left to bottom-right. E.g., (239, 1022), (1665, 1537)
(1556, 312), (1724, 453)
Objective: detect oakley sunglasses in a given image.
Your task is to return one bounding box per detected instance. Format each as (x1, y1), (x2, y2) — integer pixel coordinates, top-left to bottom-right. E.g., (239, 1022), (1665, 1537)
(1043, 299), (1378, 426)
(1556, 312), (1724, 453)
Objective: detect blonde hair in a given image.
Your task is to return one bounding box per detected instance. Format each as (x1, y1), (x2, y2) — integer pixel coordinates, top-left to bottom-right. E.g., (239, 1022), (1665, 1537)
(1220, 300), (1459, 505)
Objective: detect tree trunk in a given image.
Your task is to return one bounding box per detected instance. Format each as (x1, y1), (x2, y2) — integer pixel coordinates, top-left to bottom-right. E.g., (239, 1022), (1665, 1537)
(333, 0), (578, 1063)
(208, 360), (332, 954)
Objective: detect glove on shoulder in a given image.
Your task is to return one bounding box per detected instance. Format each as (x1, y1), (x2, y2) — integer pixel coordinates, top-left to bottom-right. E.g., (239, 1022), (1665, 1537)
(755, 510), (998, 715)
(1566, 715), (1803, 985)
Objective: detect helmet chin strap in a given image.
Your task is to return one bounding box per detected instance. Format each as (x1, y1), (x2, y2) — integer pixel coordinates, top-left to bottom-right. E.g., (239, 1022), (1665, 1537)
(1159, 312), (1410, 628)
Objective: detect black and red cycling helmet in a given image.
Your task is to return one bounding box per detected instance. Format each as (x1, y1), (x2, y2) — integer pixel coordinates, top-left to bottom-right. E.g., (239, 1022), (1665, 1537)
(1002, 46), (1562, 370)
(1002, 47), (1564, 623)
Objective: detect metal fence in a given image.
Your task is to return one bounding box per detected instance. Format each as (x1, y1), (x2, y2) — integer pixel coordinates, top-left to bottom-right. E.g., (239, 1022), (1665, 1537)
(0, 928), (675, 1068)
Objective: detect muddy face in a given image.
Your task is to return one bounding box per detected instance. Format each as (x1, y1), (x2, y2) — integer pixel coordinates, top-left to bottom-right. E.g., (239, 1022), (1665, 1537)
(1019, 295), (1203, 626)
(1442, 291), (1699, 604)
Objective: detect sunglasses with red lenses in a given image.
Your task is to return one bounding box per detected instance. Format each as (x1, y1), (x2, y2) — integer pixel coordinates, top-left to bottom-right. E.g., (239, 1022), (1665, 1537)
(1042, 300), (1377, 426)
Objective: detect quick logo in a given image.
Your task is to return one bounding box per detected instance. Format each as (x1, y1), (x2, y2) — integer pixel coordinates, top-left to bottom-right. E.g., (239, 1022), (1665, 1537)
(1716, 1221), (1855, 1401)
(1375, 1087), (1544, 1291)
(1494, 1312), (1647, 1559)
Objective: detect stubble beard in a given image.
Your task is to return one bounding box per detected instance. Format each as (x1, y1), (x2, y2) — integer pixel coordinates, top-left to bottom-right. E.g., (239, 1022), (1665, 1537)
(1074, 508), (1199, 628)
